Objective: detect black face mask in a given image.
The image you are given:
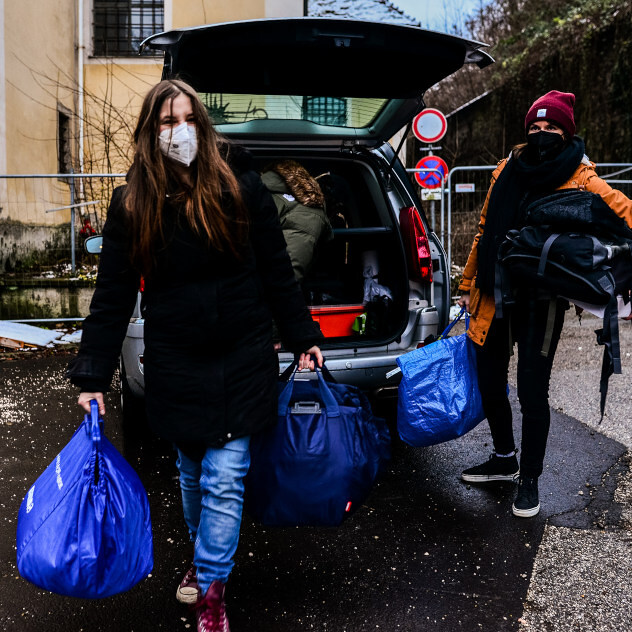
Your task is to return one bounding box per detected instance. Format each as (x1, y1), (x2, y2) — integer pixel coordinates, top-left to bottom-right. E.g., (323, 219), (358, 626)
(526, 130), (566, 163)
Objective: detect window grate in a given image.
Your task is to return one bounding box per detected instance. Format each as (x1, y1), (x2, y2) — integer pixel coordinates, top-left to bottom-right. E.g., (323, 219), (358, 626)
(58, 109), (72, 174)
(93, 0), (164, 57)
(303, 97), (348, 127)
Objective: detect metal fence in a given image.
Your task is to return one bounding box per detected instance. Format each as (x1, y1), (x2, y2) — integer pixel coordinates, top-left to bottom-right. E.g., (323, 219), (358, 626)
(2, 166), (632, 319)
(445, 163), (632, 272)
(0, 173), (126, 277)
(407, 163), (632, 274)
(0, 173), (126, 320)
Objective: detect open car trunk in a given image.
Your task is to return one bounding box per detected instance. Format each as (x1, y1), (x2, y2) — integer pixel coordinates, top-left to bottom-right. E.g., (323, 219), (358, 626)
(251, 149), (411, 347)
(132, 18), (490, 389)
(140, 18), (492, 349)
(142, 18), (493, 145)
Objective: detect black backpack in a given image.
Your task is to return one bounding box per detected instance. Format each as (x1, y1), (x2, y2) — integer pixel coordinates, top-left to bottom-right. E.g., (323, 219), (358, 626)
(496, 191), (632, 419)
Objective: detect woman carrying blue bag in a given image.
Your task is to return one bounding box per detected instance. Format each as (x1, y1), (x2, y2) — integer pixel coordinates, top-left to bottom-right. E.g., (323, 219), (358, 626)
(67, 80), (323, 631)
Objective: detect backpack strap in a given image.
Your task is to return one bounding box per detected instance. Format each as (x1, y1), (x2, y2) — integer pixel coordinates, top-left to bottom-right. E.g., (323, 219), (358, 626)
(520, 231), (559, 357)
(531, 230), (561, 358)
(537, 233), (560, 277)
(595, 280), (621, 422)
(540, 297), (559, 357)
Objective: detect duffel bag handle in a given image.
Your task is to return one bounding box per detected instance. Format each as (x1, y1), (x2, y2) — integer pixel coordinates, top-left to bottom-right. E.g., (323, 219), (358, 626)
(280, 357), (336, 383)
(84, 399), (103, 448)
(278, 367), (340, 418)
(438, 307), (469, 340)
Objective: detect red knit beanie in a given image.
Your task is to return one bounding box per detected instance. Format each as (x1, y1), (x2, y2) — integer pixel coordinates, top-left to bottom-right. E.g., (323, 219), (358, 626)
(524, 90), (576, 137)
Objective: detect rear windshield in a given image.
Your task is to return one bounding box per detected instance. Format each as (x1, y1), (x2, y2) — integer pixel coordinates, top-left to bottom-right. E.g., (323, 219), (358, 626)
(199, 93), (387, 128)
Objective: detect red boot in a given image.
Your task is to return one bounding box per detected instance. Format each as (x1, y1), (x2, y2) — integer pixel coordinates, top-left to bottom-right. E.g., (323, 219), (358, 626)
(195, 581), (230, 632)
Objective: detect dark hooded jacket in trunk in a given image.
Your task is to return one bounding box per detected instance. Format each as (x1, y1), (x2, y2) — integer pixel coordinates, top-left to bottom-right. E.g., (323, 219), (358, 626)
(261, 161), (332, 282)
(67, 147), (323, 450)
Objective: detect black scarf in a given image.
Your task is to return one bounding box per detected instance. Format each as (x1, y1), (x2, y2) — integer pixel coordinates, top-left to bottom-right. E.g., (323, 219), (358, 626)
(476, 136), (585, 295)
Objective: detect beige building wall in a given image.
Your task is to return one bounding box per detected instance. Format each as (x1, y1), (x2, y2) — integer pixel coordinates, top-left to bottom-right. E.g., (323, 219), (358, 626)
(81, 0), (303, 188)
(172, 0), (302, 27)
(82, 61), (162, 175)
(1, 0), (304, 230)
(3, 0), (77, 225)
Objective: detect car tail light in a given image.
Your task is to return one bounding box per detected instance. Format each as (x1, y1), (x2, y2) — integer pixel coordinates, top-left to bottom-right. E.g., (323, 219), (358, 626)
(139, 277), (145, 293)
(399, 206), (433, 282)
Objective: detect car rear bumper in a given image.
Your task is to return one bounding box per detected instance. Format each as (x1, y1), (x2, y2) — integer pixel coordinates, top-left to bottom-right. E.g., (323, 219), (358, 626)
(120, 304), (439, 398)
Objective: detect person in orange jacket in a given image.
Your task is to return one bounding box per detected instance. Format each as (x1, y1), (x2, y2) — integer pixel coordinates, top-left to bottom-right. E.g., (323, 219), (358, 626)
(457, 90), (632, 517)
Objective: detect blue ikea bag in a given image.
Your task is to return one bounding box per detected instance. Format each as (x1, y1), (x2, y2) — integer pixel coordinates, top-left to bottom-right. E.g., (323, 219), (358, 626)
(246, 365), (390, 526)
(397, 308), (485, 447)
(16, 401), (153, 598)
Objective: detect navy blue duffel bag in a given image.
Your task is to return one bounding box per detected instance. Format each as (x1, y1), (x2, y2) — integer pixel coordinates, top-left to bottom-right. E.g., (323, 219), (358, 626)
(246, 365), (390, 527)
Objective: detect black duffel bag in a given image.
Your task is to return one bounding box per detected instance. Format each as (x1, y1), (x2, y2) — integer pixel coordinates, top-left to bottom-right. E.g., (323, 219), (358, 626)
(498, 226), (629, 306)
(496, 190), (632, 419)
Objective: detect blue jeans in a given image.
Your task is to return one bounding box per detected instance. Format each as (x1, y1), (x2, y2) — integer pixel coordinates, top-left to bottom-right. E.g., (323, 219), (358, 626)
(176, 437), (251, 592)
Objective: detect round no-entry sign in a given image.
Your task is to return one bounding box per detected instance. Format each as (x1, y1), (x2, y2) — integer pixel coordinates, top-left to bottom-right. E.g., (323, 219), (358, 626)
(412, 108), (447, 144)
(414, 156), (449, 189)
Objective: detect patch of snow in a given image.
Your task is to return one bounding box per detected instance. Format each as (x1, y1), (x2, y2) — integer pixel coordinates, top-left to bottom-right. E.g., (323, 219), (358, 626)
(0, 322), (64, 347)
(308, 0), (420, 26)
(58, 330), (83, 344)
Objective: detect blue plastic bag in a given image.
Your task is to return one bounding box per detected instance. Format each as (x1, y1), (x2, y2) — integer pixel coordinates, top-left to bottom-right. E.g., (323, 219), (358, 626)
(397, 309), (485, 447)
(16, 401), (153, 598)
(246, 366), (390, 526)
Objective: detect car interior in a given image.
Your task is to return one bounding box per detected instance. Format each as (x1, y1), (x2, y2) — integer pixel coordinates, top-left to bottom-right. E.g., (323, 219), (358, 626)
(251, 152), (410, 344)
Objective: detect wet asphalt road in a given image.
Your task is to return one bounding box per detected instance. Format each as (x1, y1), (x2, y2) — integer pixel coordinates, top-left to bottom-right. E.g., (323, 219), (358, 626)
(1, 314), (631, 631)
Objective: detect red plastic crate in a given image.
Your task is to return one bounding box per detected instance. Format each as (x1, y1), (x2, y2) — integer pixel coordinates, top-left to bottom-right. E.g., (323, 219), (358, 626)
(309, 304), (365, 337)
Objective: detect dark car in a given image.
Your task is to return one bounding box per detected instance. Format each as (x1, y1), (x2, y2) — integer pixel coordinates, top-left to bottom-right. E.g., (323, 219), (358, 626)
(114, 18), (492, 418)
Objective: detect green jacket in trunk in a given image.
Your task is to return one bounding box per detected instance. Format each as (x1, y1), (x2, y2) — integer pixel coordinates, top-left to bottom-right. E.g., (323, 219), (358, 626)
(261, 170), (332, 282)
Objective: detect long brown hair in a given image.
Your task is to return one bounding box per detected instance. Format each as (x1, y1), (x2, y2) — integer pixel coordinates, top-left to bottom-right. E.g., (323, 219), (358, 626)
(124, 79), (248, 274)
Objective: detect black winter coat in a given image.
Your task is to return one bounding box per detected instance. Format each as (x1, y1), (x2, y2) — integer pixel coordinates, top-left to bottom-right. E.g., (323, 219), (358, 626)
(67, 149), (323, 452)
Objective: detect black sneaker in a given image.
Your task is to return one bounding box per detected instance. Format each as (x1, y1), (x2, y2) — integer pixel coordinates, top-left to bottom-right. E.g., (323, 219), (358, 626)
(512, 476), (540, 517)
(461, 452), (519, 482)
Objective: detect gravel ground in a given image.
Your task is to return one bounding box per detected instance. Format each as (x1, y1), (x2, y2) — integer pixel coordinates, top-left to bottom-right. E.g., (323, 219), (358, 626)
(510, 312), (632, 631)
(449, 311), (632, 631)
(519, 525), (632, 631)
(547, 312), (632, 449)
(3, 314), (631, 630)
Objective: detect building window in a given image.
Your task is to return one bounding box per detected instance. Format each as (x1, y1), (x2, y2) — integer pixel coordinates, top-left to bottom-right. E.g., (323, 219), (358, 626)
(303, 97), (347, 126)
(58, 108), (72, 174)
(93, 0), (164, 57)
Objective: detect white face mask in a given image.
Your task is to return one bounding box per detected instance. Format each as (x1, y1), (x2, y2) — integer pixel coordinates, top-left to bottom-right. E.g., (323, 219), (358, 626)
(159, 122), (198, 167)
